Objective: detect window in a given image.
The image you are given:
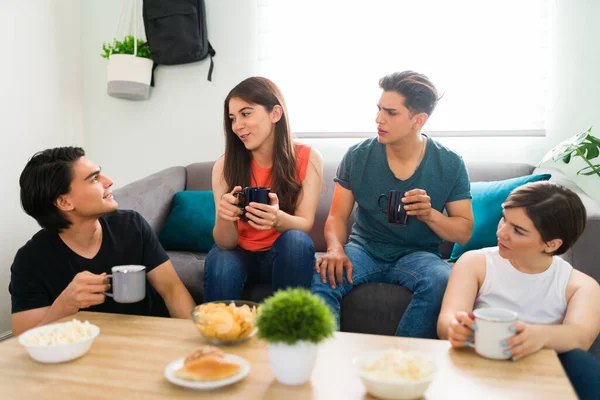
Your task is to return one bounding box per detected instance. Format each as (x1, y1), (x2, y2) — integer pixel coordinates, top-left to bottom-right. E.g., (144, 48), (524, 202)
(257, 0), (549, 137)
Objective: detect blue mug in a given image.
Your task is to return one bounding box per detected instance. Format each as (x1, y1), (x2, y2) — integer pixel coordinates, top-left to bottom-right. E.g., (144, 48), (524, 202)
(378, 190), (409, 226)
(234, 187), (271, 221)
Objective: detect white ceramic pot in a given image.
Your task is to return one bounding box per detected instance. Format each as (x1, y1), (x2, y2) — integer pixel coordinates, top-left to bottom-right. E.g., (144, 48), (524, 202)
(267, 341), (318, 385)
(106, 54), (153, 101)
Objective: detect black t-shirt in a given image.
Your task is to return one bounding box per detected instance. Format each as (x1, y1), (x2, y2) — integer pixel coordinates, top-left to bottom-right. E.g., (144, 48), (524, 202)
(9, 210), (169, 316)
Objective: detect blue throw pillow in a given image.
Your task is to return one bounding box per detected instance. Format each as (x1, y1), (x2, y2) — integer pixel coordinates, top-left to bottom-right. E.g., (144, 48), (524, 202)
(449, 174), (552, 262)
(159, 191), (216, 252)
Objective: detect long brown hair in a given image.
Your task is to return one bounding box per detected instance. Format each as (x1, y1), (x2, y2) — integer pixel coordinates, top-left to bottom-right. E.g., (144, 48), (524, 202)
(223, 77), (301, 214)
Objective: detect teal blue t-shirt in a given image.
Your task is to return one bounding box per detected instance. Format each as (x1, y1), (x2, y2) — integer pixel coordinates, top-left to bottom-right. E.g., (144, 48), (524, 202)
(336, 136), (471, 263)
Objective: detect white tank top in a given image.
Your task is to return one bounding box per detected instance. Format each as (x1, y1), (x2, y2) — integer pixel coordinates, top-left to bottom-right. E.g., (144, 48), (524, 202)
(474, 247), (573, 325)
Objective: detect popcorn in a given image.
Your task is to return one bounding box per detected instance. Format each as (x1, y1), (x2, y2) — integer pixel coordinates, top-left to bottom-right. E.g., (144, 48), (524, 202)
(22, 319), (93, 346)
(361, 349), (435, 382)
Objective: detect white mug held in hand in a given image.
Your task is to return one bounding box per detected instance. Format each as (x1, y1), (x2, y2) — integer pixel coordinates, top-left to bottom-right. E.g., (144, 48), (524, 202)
(473, 308), (518, 360)
(104, 265), (146, 303)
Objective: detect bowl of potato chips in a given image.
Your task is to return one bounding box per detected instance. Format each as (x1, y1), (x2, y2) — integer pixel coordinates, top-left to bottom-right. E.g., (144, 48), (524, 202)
(192, 301), (259, 345)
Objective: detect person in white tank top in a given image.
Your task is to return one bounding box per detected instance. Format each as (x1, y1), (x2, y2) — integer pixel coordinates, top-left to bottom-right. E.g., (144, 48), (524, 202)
(436, 181), (600, 399)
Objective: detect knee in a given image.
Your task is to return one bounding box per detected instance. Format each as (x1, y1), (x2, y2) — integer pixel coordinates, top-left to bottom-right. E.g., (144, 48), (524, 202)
(204, 247), (244, 279)
(421, 262), (451, 297)
(273, 230), (315, 252)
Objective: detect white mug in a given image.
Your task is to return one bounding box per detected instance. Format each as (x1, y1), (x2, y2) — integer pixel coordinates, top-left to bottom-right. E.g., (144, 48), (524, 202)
(473, 308), (518, 360)
(104, 265), (146, 303)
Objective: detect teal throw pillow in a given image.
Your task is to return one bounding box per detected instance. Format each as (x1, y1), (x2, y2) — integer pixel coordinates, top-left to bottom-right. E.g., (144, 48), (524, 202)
(449, 174), (551, 262)
(159, 191), (215, 252)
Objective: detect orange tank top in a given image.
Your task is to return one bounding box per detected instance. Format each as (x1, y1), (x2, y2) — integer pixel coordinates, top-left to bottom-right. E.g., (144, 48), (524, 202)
(237, 144), (312, 251)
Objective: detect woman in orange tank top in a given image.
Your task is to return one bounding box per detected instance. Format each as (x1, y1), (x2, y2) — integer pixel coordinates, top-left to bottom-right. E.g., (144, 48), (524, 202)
(204, 77), (323, 302)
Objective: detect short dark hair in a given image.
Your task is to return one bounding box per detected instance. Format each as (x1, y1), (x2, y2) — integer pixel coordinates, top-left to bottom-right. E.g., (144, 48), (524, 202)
(379, 71), (439, 116)
(503, 181), (586, 255)
(20, 147), (85, 231)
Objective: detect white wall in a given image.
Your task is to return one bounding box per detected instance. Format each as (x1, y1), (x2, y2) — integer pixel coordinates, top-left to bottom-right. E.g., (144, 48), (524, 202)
(80, 1), (600, 203)
(0, 0), (83, 334)
(81, 0), (258, 187)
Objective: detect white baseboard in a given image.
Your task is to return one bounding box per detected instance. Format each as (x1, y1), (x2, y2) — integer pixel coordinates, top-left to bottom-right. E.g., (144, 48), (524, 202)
(0, 330), (12, 341)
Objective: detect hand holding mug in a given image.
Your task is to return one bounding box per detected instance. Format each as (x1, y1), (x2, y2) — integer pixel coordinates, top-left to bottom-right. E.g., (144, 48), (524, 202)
(57, 271), (110, 314)
(403, 189), (432, 222)
(502, 322), (547, 361)
(448, 311), (476, 348)
(245, 192), (280, 230)
(217, 186), (244, 222)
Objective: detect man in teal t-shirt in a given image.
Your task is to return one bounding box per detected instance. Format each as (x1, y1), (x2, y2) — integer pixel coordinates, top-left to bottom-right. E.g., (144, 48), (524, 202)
(311, 71), (473, 339)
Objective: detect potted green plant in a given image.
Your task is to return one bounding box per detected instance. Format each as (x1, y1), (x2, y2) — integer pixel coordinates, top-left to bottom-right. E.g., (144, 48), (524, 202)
(256, 288), (335, 385)
(538, 127), (600, 178)
(101, 35), (153, 101)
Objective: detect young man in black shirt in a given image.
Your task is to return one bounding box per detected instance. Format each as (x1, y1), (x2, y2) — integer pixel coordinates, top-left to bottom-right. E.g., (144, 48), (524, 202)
(10, 147), (196, 335)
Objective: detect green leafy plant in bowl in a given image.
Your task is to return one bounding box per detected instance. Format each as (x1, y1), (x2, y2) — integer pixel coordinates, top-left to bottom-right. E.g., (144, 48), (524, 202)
(101, 35), (151, 59)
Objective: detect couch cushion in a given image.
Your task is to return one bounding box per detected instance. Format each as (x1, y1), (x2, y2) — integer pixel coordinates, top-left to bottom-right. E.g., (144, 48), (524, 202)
(159, 191), (215, 252)
(341, 283), (413, 335)
(167, 251), (206, 304)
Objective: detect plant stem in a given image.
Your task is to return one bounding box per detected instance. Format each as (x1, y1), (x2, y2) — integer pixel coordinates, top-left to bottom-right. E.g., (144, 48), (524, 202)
(576, 148), (600, 177)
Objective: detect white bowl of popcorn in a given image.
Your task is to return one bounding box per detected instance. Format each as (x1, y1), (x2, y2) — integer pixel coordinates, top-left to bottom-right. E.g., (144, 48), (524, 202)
(18, 319), (100, 363)
(353, 349), (436, 400)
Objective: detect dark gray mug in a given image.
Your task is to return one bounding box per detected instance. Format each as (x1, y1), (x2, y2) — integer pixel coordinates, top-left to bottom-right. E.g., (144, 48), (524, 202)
(234, 186), (271, 221)
(378, 190), (409, 226)
(104, 265), (146, 303)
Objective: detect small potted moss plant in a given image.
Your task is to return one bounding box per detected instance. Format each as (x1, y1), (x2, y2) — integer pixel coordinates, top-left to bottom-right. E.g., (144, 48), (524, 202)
(256, 288), (336, 385)
(101, 35), (153, 101)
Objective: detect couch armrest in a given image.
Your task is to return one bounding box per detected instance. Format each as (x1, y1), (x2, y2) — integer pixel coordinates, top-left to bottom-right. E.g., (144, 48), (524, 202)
(534, 167), (600, 282)
(112, 167), (186, 234)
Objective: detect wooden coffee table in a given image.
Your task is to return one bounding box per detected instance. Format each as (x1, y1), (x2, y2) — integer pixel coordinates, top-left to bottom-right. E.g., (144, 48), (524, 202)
(0, 312), (576, 399)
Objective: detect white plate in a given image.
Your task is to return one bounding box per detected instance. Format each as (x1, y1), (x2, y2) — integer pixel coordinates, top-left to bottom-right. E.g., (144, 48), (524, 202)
(164, 354), (250, 389)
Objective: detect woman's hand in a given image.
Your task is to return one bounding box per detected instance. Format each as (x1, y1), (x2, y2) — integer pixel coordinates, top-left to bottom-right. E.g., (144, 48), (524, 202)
(503, 322), (547, 361)
(217, 186), (243, 222)
(448, 311), (477, 348)
(245, 193), (280, 230)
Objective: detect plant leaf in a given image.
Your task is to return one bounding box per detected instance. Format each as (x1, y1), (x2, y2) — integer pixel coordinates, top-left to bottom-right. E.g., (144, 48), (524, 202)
(562, 153), (571, 164)
(576, 164), (600, 176)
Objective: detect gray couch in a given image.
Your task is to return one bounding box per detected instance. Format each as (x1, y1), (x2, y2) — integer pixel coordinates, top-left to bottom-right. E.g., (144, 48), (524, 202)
(113, 160), (600, 348)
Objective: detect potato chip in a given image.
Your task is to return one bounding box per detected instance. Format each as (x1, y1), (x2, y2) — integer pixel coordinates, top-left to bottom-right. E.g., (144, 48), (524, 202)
(193, 302), (258, 342)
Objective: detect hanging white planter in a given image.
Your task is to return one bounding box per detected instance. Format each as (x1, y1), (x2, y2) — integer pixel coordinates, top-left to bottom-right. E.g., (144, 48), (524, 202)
(107, 54), (153, 101)
(105, 0), (152, 101)
(267, 341), (318, 385)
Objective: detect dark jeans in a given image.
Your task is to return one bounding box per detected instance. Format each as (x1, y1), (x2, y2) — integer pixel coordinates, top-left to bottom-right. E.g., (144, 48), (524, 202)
(310, 242), (450, 339)
(203, 230), (315, 301)
(558, 349), (600, 400)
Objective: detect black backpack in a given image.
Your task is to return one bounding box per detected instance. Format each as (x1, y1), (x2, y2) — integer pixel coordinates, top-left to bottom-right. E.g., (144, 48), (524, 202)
(143, 0), (216, 81)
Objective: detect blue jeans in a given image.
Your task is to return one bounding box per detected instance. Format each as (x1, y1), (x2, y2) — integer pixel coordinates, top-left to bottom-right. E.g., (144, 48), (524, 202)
(204, 230), (315, 301)
(558, 349), (600, 400)
(310, 242), (450, 339)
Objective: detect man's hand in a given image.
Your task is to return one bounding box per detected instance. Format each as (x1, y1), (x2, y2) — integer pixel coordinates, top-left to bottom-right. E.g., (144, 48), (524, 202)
(315, 248), (353, 289)
(56, 271), (110, 315)
(504, 322), (548, 361)
(245, 193), (280, 230)
(403, 189), (433, 222)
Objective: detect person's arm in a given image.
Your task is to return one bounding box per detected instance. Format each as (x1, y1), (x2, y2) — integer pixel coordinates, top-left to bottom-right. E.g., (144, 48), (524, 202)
(314, 182), (356, 288)
(420, 198), (474, 245)
(147, 261), (195, 319)
(12, 271), (109, 336)
(506, 270), (600, 359)
(437, 250), (485, 345)
(211, 156), (242, 250)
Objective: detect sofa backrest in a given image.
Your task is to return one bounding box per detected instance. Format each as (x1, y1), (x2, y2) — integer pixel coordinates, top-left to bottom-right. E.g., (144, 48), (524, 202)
(185, 160), (536, 254)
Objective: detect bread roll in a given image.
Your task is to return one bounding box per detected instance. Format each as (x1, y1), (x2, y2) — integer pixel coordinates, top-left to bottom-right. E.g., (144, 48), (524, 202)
(175, 355), (241, 381)
(184, 345), (225, 365)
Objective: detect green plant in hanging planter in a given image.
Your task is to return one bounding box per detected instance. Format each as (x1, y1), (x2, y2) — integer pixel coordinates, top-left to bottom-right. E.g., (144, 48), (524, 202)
(256, 288), (336, 345)
(538, 127), (600, 178)
(101, 35), (152, 59)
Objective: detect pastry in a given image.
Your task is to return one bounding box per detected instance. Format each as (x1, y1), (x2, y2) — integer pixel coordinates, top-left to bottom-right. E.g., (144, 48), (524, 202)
(175, 355), (241, 381)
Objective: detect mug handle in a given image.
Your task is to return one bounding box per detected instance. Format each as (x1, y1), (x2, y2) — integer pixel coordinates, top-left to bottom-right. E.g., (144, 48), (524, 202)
(103, 274), (113, 298)
(377, 194), (388, 213)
